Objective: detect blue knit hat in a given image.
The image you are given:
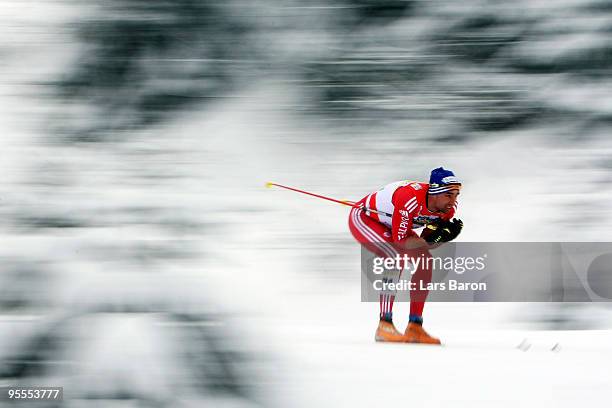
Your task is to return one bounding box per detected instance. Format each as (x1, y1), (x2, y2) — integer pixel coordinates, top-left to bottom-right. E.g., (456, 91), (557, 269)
(428, 167), (461, 195)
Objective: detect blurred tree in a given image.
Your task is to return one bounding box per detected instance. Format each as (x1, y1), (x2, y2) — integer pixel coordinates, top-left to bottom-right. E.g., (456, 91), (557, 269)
(56, 0), (612, 142)
(0, 311), (263, 406)
(299, 3), (541, 138)
(57, 0), (255, 140)
(344, 0), (415, 26)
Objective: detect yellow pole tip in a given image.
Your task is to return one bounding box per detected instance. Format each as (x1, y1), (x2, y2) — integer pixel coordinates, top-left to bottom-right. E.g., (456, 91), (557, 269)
(265, 182), (274, 188)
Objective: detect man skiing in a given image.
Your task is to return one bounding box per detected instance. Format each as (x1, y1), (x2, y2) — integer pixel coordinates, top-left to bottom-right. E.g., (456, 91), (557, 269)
(348, 167), (463, 344)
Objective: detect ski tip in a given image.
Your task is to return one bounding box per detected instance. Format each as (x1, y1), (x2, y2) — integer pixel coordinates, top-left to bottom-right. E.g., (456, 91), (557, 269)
(265, 182), (274, 189)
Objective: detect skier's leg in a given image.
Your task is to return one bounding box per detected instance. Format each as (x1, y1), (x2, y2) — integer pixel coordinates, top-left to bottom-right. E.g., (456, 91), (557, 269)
(348, 204), (400, 319)
(407, 246), (433, 324)
(404, 246), (441, 344)
(349, 205), (406, 342)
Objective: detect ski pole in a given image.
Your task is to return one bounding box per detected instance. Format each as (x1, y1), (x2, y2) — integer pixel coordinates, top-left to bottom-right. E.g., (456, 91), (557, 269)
(265, 182), (392, 217)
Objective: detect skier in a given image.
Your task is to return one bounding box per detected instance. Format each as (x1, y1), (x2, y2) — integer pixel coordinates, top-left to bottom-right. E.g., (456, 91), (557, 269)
(348, 167), (463, 344)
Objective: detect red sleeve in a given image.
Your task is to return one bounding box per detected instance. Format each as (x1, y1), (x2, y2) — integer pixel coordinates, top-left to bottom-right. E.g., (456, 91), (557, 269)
(391, 187), (421, 242)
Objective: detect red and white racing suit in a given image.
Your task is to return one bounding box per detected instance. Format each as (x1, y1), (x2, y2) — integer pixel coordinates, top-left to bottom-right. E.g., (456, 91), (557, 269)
(348, 180), (457, 320)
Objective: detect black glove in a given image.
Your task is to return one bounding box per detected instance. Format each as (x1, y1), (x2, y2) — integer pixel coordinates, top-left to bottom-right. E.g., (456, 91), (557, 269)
(421, 218), (463, 244)
(440, 218), (463, 242)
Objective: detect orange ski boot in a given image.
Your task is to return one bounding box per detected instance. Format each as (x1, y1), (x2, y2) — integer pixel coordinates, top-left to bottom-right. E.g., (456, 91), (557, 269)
(403, 322), (442, 345)
(375, 319), (406, 342)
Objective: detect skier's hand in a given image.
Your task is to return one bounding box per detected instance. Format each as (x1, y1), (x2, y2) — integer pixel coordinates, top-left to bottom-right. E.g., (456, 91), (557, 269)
(421, 218), (463, 243)
(440, 218), (463, 242)
(420, 222), (445, 243)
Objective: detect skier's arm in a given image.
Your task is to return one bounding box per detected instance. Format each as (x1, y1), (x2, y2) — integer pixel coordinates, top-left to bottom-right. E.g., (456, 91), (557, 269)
(392, 192), (428, 249)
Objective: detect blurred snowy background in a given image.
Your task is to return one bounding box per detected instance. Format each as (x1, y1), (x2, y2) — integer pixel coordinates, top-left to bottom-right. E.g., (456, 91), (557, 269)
(1, 0), (612, 406)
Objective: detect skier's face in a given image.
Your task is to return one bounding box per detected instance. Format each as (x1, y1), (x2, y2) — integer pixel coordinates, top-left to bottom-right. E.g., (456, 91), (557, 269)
(429, 189), (460, 213)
